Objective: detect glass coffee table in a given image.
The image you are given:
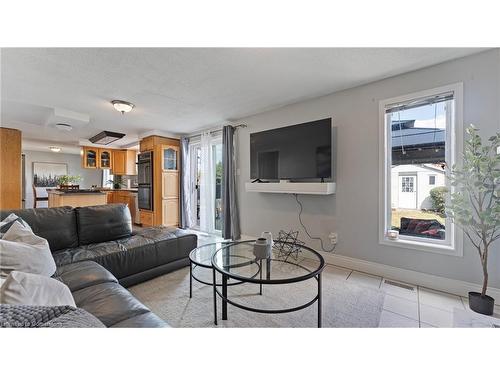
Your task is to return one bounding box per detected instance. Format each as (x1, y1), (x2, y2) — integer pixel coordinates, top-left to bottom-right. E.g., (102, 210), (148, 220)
(211, 240), (325, 327)
(188, 240), (256, 297)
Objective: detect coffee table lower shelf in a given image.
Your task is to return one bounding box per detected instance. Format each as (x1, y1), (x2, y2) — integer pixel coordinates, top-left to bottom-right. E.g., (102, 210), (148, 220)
(212, 257), (324, 328)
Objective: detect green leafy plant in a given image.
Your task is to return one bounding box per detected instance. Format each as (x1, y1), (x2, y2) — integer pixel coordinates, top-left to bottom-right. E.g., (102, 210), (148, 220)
(58, 175), (82, 185)
(430, 186), (448, 214)
(446, 125), (500, 297)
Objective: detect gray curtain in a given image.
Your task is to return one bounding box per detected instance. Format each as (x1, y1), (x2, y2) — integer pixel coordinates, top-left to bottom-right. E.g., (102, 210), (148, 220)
(222, 126), (240, 239)
(180, 136), (192, 229)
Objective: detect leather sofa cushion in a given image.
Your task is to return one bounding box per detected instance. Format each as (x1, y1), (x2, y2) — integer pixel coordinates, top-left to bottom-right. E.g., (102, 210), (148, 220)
(110, 312), (169, 328)
(54, 260), (167, 328)
(53, 241), (128, 276)
(0, 206), (78, 251)
(72, 282), (152, 327)
(53, 260), (118, 292)
(76, 204), (132, 246)
(53, 228), (197, 281)
(53, 236), (157, 280)
(137, 227), (197, 257)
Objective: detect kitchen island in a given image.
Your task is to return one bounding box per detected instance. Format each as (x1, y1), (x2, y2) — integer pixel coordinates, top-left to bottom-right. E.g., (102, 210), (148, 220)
(47, 189), (107, 208)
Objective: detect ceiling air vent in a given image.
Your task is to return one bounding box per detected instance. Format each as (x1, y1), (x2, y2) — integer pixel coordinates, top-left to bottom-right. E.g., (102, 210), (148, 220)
(89, 131), (126, 145)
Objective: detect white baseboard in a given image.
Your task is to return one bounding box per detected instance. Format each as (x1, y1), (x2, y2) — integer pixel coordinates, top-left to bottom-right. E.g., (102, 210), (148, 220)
(240, 234), (499, 301)
(317, 251), (500, 301)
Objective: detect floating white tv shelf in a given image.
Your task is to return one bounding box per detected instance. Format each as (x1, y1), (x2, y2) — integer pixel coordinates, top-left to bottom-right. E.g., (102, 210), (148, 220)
(245, 181), (336, 195)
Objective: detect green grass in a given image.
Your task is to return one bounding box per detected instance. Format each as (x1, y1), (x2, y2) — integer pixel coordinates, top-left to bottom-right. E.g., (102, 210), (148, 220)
(391, 209), (446, 229)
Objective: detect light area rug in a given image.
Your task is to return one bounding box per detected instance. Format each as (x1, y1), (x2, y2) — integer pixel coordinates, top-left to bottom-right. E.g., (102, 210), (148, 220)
(128, 264), (385, 328)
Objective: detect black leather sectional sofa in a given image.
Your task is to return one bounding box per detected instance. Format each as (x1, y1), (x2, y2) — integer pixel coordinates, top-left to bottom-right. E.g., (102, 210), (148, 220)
(0, 204), (198, 327)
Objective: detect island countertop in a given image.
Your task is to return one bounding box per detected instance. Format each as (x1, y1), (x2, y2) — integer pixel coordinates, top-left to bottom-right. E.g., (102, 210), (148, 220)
(47, 189), (107, 195)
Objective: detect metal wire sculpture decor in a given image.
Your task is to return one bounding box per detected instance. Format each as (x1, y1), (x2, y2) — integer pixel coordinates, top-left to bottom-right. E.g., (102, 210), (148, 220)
(273, 229), (305, 262)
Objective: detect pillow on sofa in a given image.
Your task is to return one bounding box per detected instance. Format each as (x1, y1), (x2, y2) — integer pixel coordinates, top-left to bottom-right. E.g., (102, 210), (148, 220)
(0, 213), (32, 239)
(0, 221), (56, 278)
(0, 271), (76, 307)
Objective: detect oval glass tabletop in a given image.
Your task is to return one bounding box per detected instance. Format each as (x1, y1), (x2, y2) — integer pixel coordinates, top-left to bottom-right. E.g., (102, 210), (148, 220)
(211, 241), (325, 284)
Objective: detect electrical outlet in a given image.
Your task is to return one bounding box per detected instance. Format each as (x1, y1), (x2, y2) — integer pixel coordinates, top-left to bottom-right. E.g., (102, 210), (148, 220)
(328, 232), (338, 245)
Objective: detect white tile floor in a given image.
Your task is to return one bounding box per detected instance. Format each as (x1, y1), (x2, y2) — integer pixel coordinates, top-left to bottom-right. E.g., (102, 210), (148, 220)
(341, 268), (500, 327)
(188, 231), (500, 328)
(316, 265), (500, 327)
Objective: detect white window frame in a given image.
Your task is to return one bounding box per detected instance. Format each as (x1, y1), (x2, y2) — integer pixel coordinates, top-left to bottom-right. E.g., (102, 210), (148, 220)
(378, 83), (464, 256)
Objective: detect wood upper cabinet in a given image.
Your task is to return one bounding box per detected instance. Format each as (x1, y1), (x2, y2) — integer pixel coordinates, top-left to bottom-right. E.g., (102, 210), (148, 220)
(112, 150), (137, 175)
(140, 136), (154, 152)
(98, 149), (112, 169)
(82, 147), (99, 168)
(81, 147), (137, 172)
(162, 146), (179, 171)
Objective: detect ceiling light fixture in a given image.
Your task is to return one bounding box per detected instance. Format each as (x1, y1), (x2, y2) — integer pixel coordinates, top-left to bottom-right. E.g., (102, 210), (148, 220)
(49, 146), (61, 153)
(111, 100), (135, 114)
(55, 123), (73, 131)
(89, 130), (126, 145)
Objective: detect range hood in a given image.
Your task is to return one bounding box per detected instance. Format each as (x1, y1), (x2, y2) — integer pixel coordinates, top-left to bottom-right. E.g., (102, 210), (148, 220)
(89, 131), (126, 145)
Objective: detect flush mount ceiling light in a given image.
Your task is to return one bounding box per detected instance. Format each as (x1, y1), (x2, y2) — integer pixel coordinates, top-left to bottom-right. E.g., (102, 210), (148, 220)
(89, 130), (126, 145)
(111, 100), (135, 114)
(49, 146), (61, 152)
(55, 123), (73, 131)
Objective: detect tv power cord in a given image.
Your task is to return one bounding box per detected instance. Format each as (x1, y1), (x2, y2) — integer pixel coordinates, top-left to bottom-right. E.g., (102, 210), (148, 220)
(292, 194), (337, 253)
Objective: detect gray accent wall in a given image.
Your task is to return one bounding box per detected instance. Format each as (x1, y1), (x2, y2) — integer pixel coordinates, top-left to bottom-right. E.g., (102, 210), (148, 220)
(236, 49), (500, 287)
(23, 150), (102, 208)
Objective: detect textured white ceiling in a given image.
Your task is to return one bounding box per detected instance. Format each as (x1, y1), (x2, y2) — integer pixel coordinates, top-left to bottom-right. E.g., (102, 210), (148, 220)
(1, 48), (486, 150)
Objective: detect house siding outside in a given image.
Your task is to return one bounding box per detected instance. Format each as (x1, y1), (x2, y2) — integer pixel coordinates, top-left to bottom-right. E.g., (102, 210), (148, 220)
(391, 164), (445, 210)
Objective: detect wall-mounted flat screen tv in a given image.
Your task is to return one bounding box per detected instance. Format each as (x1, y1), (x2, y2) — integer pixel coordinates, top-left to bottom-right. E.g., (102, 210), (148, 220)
(250, 118), (332, 180)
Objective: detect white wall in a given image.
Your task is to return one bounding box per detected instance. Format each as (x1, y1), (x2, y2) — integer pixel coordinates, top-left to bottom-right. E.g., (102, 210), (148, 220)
(235, 49), (500, 288)
(23, 150), (102, 208)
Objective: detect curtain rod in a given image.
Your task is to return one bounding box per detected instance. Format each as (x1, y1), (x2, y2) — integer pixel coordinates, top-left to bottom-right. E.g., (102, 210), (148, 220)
(186, 124), (247, 139)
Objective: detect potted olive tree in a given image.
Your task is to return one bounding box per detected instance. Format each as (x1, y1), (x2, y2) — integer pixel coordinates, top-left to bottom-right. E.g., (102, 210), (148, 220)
(447, 125), (500, 315)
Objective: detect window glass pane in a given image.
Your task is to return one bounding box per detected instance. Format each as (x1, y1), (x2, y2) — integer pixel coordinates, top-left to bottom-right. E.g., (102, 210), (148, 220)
(163, 148), (177, 170)
(213, 143), (223, 231)
(388, 99), (449, 241)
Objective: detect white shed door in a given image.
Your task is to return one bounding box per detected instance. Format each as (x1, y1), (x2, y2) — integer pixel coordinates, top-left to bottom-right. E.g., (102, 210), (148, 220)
(398, 175), (417, 209)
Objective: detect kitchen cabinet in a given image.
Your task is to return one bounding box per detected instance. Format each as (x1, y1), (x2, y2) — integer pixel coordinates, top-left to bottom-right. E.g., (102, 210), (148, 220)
(162, 199), (179, 227)
(82, 147), (99, 168)
(112, 150), (137, 175)
(162, 146), (178, 171)
(139, 136), (154, 152)
(105, 190), (137, 223)
(138, 136), (180, 227)
(161, 145), (179, 226)
(0, 127), (22, 210)
(48, 190), (107, 208)
(99, 149), (112, 169)
(140, 210), (153, 226)
(106, 191), (114, 203)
